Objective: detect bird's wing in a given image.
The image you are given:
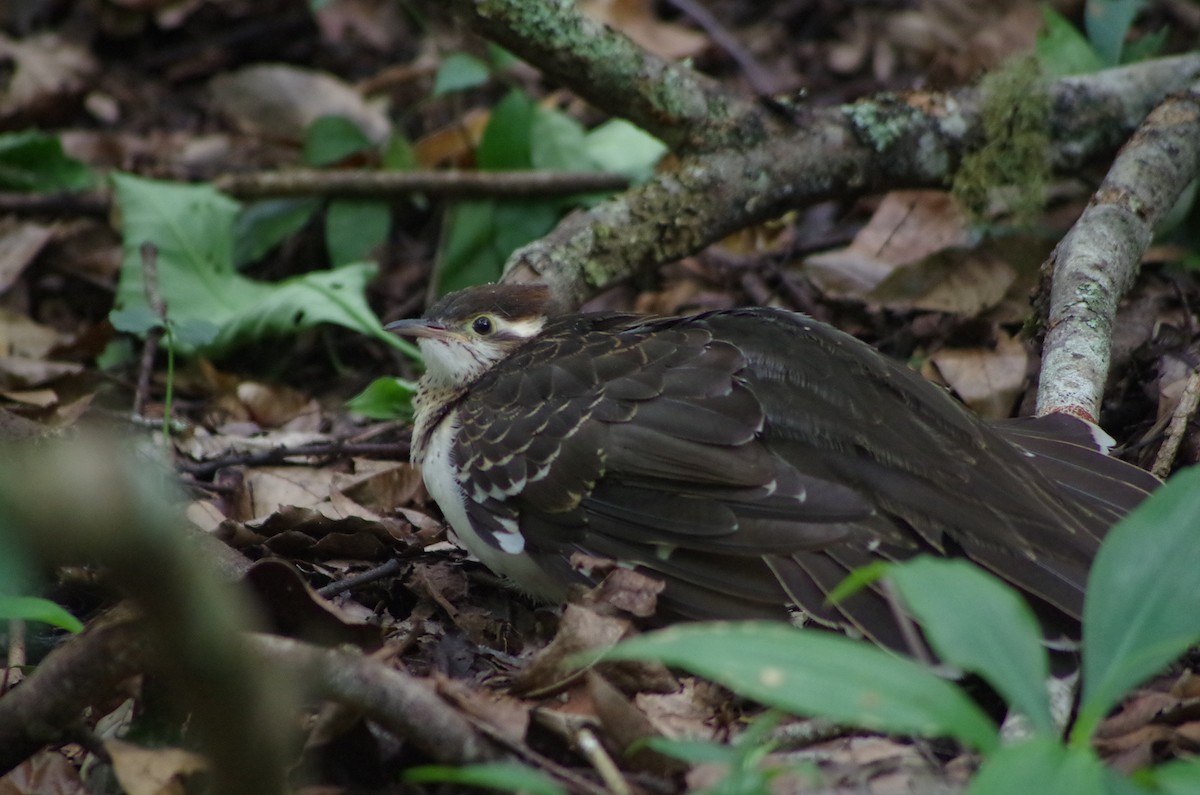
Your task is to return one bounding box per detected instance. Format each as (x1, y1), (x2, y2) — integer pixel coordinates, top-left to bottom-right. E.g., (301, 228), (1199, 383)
(449, 309), (1151, 643)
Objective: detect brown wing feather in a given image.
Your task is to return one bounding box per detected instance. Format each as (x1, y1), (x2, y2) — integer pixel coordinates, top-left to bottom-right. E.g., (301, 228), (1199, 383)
(449, 307), (1157, 647)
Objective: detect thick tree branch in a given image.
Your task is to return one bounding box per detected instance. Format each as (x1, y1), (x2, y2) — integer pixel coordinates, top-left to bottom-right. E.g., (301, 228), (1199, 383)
(500, 54), (1200, 311)
(448, 0), (769, 153)
(1037, 80), (1200, 421)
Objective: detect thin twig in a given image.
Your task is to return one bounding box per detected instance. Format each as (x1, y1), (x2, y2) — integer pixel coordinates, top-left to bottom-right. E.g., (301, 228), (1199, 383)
(175, 438), (410, 478)
(1151, 366), (1200, 478)
(215, 169), (629, 200)
(663, 0), (779, 97)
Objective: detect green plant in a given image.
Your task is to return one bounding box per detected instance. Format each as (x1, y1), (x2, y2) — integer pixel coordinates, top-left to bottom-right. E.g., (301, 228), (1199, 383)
(0, 130), (94, 192)
(602, 466), (1200, 793)
(1037, 1), (1164, 77)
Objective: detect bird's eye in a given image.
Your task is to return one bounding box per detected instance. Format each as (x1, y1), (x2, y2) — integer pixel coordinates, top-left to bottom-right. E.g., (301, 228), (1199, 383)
(471, 315), (494, 335)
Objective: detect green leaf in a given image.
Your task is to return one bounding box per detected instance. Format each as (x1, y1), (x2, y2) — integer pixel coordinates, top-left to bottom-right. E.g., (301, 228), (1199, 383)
(1085, 0), (1142, 66)
(1077, 467), (1200, 743)
(436, 200), (502, 294)
(433, 53), (492, 97)
(583, 119), (667, 182)
(1037, 7), (1105, 77)
(234, 198), (321, 266)
(0, 595), (84, 633)
(603, 622), (998, 752)
(383, 133), (418, 172)
(890, 558), (1054, 735)
(404, 762), (566, 795)
(641, 737), (742, 766)
(530, 107), (593, 172)
(0, 131), (94, 191)
(1121, 26), (1167, 63)
(325, 199), (390, 265)
(1139, 759), (1200, 794)
(825, 560), (888, 605)
(476, 90), (535, 170)
(346, 377), (416, 420)
(968, 738), (1109, 795)
(207, 262), (385, 350)
(111, 174), (411, 355)
(303, 115), (374, 167)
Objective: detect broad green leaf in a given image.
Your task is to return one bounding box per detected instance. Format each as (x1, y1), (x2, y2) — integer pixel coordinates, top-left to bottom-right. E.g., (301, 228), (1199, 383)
(1078, 467), (1200, 742)
(1140, 759), (1200, 794)
(969, 738), (1108, 795)
(1120, 27), (1167, 63)
(383, 133), (418, 172)
(111, 174), (410, 355)
(583, 119), (667, 182)
(1037, 8), (1105, 77)
(476, 90), (535, 170)
(433, 53), (491, 97)
(604, 622), (998, 752)
(208, 262), (385, 349)
(0, 595), (83, 633)
(0, 131), (94, 191)
(641, 737), (742, 766)
(530, 107), (593, 172)
(346, 377), (416, 420)
(1085, 0), (1142, 66)
(491, 200), (559, 258)
(436, 200), (502, 295)
(890, 558), (1054, 734)
(234, 198), (321, 266)
(405, 762), (566, 795)
(303, 115), (373, 167)
(325, 199), (390, 265)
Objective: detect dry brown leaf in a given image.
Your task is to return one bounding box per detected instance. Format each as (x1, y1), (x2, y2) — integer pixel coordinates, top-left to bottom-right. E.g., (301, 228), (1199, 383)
(0, 356), (82, 389)
(0, 750), (88, 795)
(413, 108), (491, 169)
(210, 64), (391, 145)
(233, 381), (321, 430)
(0, 309), (63, 359)
(928, 331), (1028, 419)
(804, 190), (972, 300)
(579, 0), (708, 60)
(243, 466), (336, 517)
(106, 740), (207, 795)
(0, 220), (54, 294)
(869, 249), (1017, 315)
(0, 33), (96, 124)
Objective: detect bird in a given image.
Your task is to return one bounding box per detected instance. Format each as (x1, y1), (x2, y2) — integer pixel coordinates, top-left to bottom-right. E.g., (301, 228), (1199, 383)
(387, 282), (1160, 650)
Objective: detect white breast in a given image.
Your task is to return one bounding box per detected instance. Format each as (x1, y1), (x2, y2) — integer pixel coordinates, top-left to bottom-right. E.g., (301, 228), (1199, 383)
(421, 415), (568, 600)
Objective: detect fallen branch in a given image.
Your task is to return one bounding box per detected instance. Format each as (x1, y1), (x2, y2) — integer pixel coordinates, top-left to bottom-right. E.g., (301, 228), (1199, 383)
(1037, 80), (1200, 421)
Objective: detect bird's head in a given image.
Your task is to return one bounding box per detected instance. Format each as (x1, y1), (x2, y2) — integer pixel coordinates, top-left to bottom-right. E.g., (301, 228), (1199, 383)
(387, 284), (555, 389)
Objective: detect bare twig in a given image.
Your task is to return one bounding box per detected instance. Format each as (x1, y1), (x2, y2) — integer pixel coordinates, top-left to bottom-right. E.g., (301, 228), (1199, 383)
(1037, 80), (1200, 420)
(1151, 367), (1200, 478)
(215, 169), (629, 200)
(663, 0), (779, 97)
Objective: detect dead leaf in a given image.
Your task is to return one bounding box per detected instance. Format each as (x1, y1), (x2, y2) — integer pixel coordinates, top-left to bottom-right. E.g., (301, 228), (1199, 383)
(106, 740), (207, 795)
(210, 64), (391, 145)
(928, 331), (1028, 419)
(0, 750), (88, 795)
(804, 191), (972, 301)
(0, 33), (96, 124)
(0, 219), (54, 294)
(579, 0), (708, 60)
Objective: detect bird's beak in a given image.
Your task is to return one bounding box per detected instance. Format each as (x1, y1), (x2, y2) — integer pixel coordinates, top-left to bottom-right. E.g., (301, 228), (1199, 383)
(385, 318), (450, 340)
